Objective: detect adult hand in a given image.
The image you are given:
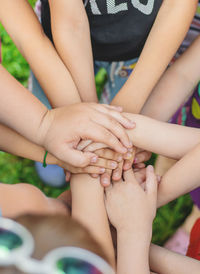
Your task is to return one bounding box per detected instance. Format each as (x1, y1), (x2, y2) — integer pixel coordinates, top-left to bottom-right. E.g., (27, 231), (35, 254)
(37, 103), (135, 167)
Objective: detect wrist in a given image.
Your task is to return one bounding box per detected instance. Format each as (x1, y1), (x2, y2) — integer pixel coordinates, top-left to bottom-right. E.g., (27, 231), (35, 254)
(36, 109), (54, 147)
(117, 223), (152, 240)
(45, 151), (58, 165)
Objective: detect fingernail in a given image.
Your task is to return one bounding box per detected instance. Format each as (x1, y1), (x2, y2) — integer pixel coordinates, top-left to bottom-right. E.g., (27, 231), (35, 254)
(100, 168), (105, 173)
(113, 173), (120, 179)
(103, 178), (109, 185)
(128, 120), (136, 127)
(121, 147), (127, 154)
(117, 106), (123, 111)
(91, 156), (98, 163)
(128, 147), (133, 152)
(110, 162), (117, 169)
(148, 165), (154, 172)
(124, 152), (132, 159)
(157, 175), (161, 182)
(134, 157), (138, 164)
(117, 155), (123, 162)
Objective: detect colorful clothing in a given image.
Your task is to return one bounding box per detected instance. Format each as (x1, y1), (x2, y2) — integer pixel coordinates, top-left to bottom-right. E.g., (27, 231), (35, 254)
(186, 218), (200, 260)
(171, 84), (200, 208)
(170, 2), (200, 207)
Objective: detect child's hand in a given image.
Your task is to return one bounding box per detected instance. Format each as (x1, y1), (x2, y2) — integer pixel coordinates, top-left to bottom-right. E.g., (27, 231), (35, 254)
(104, 166), (158, 233)
(38, 103), (135, 168)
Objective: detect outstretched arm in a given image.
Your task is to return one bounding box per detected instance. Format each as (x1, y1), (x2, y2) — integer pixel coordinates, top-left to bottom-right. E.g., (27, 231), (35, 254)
(0, 0), (81, 107)
(150, 244), (200, 274)
(70, 174), (115, 267)
(112, 0), (198, 113)
(105, 168), (158, 274)
(48, 0), (97, 102)
(85, 113), (200, 160)
(157, 142), (200, 208)
(0, 183), (69, 218)
(142, 35), (200, 121)
(0, 123), (121, 177)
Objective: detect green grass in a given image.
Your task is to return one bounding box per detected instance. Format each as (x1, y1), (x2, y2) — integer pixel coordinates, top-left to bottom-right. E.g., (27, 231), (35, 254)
(0, 0), (193, 245)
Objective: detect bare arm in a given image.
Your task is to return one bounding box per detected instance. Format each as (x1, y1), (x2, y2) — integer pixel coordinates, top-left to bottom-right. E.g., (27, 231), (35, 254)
(49, 0), (97, 102)
(112, 0), (198, 113)
(105, 168), (158, 274)
(83, 113), (200, 163)
(70, 174), (115, 266)
(142, 35), (200, 120)
(0, 183), (68, 218)
(0, 0), (81, 107)
(157, 143), (200, 208)
(124, 113), (200, 160)
(0, 64), (48, 145)
(150, 244), (200, 274)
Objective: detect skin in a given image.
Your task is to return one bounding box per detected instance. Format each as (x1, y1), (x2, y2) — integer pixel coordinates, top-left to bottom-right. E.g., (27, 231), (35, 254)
(70, 174), (115, 267)
(46, 0), (197, 113)
(149, 244), (200, 274)
(0, 64), (136, 168)
(0, 123), (120, 176)
(82, 113), (200, 167)
(112, 0), (198, 112)
(0, 183), (70, 218)
(0, 0), (81, 107)
(105, 167), (158, 274)
(142, 35), (200, 120)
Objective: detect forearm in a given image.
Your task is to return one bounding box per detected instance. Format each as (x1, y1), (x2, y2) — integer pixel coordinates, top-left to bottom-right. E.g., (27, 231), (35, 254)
(71, 174), (115, 266)
(0, 183), (67, 218)
(117, 230), (151, 274)
(0, 0), (81, 107)
(49, 0), (97, 103)
(0, 65), (47, 145)
(112, 0), (197, 113)
(0, 123), (58, 165)
(124, 113), (200, 159)
(142, 36), (200, 120)
(150, 244), (200, 274)
(157, 143), (200, 208)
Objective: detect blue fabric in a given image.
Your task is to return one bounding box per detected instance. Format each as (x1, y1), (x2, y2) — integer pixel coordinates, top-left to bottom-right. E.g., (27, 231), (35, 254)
(94, 58), (138, 102)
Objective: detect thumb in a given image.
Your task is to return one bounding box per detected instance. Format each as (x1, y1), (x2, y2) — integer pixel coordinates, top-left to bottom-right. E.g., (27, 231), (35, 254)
(58, 147), (98, 168)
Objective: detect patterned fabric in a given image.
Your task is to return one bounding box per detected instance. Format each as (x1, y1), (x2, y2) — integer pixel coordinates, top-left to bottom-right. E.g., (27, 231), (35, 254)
(170, 83), (200, 128)
(170, 2), (200, 208)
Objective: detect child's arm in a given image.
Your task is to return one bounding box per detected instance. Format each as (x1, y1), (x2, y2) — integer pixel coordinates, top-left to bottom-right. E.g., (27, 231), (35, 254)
(70, 174), (115, 267)
(85, 113), (200, 160)
(112, 0), (198, 113)
(0, 0), (81, 107)
(48, 0), (98, 102)
(0, 123), (120, 176)
(149, 244), (200, 274)
(105, 167), (158, 274)
(142, 35), (200, 121)
(157, 143), (200, 208)
(0, 64), (135, 167)
(125, 113), (200, 159)
(0, 183), (69, 218)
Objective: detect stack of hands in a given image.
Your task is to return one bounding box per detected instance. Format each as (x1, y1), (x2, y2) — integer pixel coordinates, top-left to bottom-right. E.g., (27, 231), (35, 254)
(42, 103), (151, 186)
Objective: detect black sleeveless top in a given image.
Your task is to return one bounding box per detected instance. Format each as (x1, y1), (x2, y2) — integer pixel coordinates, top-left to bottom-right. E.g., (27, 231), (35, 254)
(41, 0), (162, 61)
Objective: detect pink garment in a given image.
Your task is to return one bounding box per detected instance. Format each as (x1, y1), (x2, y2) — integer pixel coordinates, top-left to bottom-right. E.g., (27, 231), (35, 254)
(164, 228), (189, 255)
